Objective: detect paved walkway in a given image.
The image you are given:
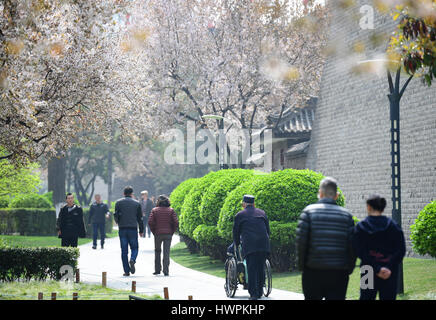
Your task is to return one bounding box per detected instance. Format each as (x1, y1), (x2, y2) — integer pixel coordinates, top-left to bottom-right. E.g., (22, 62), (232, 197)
(78, 234), (304, 300)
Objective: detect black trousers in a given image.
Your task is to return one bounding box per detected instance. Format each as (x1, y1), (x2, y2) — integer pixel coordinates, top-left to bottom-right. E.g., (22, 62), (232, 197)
(302, 268), (349, 300)
(61, 236), (78, 248)
(360, 268), (398, 300)
(245, 251), (267, 299)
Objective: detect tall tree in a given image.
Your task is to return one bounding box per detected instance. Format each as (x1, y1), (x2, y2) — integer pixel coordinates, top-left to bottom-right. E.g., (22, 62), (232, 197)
(0, 0), (151, 166)
(121, 0), (329, 165)
(47, 156), (66, 206)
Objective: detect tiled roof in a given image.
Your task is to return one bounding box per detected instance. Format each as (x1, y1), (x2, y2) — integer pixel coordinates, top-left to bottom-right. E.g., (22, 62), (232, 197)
(268, 96), (317, 134)
(286, 141), (310, 156)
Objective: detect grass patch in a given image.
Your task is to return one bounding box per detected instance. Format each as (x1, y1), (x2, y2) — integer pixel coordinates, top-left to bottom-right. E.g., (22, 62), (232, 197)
(0, 235), (91, 247)
(171, 242), (436, 300)
(0, 280), (162, 300)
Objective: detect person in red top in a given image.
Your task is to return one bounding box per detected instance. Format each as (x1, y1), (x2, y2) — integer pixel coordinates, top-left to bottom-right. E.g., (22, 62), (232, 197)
(148, 195), (179, 276)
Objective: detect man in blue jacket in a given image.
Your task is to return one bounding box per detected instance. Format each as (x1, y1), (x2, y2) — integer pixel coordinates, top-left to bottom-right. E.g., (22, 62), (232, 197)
(233, 195), (270, 300)
(88, 194), (110, 249)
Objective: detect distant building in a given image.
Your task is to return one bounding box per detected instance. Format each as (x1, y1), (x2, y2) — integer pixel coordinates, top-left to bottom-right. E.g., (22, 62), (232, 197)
(267, 97), (316, 171)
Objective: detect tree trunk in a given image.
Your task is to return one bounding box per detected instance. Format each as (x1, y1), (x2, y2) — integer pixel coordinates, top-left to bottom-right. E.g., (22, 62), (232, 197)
(48, 157), (66, 217)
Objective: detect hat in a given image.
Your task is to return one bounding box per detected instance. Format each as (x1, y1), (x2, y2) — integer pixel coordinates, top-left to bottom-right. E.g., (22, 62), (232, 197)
(242, 195), (255, 204)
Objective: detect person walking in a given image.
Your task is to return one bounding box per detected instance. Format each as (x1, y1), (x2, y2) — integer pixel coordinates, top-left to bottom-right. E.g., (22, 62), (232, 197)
(88, 194), (111, 249)
(114, 186), (144, 276)
(140, 190), (154, 238)
(148, 195), (178, 276)
(232, 195), (270, 300)
(352, 194), (406, 300)
(296, 177), (356, 300)
(56, 193), (86, 248)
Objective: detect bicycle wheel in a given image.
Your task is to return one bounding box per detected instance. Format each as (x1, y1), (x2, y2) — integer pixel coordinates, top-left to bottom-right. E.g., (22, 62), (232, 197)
(263, 258), (272, 297)
(224, 258), (238, 298)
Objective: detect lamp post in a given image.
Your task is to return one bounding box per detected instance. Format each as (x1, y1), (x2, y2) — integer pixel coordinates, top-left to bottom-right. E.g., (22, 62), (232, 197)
(386, 67), (413, 294)
(201, 114), (228, 170)
(357, 60), (414, 295)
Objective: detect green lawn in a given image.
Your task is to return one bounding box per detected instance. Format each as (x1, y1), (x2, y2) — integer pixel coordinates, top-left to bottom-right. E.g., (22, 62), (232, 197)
(0, 231), (119, 248)
(170, 242), (436, 300)
(0, 280), (162, 300)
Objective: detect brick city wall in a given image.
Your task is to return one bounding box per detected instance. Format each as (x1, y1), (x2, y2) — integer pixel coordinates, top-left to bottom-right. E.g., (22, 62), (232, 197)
(306, 0), (436, 256)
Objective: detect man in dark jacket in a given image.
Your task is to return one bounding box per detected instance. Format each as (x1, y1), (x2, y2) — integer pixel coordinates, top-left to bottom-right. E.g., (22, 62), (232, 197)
(233, 195), (270, 300)
(296, 177), (356, 300)
(352, 194), (406, 300)
(140, 190), (154, 238)
(88, 194), (110, 249)
(114, 186), (144, 276)
(56, 193), (86, 248)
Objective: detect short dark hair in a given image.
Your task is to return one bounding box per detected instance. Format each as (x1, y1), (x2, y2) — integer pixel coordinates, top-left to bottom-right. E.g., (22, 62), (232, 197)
(366, 194), (387, 212)
(66, 193), (73, 199)
(123, 186), (134, 196)
(156, 195), (170, 207)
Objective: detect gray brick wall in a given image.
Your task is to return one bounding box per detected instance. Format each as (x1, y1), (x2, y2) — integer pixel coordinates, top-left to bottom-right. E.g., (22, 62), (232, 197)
(306, 0), (436, 256)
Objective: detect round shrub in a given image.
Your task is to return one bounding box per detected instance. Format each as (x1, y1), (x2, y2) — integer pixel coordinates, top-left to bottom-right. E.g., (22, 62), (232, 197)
(9, 193), (53, 209)
(217, 173), (269, 241)
(410, 200), (436, 258)
(269, 221), (298, 272)
(218, 169), (344, 241)
(170, 178), (199, 216)
(199, 169), (256, 226)
(180, 170), (228, 238)
(193, 224), (228, 260)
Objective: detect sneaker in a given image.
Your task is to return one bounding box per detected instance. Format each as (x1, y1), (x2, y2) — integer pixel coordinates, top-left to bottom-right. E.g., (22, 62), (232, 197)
(92, 245), (97, 250)
(123, 273), (130, 277)
(129, 260), (136, 274)
(164, 273), (169, 276)
(153, 271), (160, 275)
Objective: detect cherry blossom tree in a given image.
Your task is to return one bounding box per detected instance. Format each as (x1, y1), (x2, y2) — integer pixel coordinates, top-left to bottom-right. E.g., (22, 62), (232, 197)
(0, 0), (150, 166)
(123, 0), (329, 145)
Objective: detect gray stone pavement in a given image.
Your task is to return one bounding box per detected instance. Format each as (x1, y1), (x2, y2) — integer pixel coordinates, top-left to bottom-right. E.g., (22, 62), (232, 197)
(78, 232), (304, 300)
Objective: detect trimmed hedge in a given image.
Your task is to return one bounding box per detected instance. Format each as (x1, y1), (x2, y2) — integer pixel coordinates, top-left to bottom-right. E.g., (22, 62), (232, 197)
(217, 174), (269, 241)
(217, 169), (345, 241)
(0, 208), (112, 238)
(9, 193), (53, 209)
(170, 178), (199, 217)
(411, 200), (436, 258)
(175, 168), (348, 272)
(269, 221), (298, 271)
(192, 224), (228, 261)
(179, 171), (222, 238)
(199, 169), (256, 226)
(0, 247), (79, 281)
(0, 209), (57, 236)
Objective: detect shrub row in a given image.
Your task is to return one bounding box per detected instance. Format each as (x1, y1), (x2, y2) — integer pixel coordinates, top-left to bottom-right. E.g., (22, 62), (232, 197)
(172, 168), (346, 271)
(0, 209), (57, 236)
(0, 247), (79, 281)
(0, 208), (112, 238)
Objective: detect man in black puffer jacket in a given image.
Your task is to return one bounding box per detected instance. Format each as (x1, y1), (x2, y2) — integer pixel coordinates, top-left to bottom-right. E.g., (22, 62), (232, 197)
(296, 177), (356, 300)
